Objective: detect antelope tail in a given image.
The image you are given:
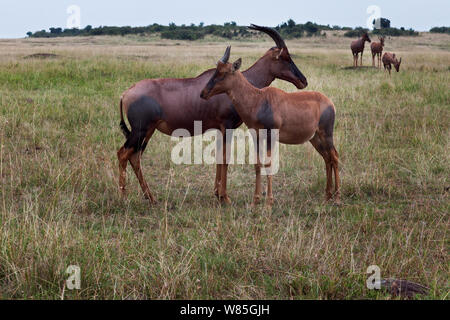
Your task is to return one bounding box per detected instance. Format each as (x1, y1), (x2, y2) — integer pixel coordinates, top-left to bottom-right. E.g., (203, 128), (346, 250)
(119, 98), (131, 138)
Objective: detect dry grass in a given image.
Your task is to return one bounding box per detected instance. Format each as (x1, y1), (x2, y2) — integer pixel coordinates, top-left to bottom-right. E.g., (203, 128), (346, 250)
(0, 33), (448, 299)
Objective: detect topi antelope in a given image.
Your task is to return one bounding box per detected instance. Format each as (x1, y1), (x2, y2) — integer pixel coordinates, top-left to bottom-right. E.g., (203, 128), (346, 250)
(371, 36), (385, 68)
(382, 52), (402, 75)
(351, 32), (371, 67)
(200, 47), (340, 207)
(117, 25), (307, 205)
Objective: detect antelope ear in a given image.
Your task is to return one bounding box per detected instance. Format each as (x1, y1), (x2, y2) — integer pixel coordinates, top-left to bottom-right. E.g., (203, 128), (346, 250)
(275, 48), (284, 60)
(232, 58), (242, 72)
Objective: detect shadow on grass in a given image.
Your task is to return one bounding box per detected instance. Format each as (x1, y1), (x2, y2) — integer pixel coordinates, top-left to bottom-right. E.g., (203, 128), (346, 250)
(23, 53), (59, 59)
(341, 66), (379, 70)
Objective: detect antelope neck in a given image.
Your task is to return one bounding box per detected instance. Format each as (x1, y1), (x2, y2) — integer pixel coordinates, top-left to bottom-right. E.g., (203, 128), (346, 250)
(242, 55), (275, 89)
(226, 72), (262, 116)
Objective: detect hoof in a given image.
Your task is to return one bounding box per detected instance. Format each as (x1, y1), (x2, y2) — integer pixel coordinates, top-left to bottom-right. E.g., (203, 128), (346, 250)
(333, 197), (342, 206)
(265, 198), (274, 209)
(119, 188), (127, 199)
(219, 195), (232, 205)
(144, 193), (157, 205)
(251, 197), (261, 209)
(144, 198), (157, 205)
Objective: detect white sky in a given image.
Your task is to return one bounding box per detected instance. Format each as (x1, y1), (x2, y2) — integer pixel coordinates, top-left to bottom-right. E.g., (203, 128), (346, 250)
(0, 0), (449, 38)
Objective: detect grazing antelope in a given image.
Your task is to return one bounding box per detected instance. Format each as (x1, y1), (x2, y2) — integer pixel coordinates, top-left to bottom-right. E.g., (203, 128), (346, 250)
(382, 52), (402, 75)
(351, 32), (371, 67)
(117, 25), (307, 205)
(200, 47), (340, 207)
(371, 36), (385, 68)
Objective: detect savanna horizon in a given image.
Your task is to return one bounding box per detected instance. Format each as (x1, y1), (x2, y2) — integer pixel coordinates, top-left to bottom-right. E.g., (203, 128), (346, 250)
(0, 31), (448, 299)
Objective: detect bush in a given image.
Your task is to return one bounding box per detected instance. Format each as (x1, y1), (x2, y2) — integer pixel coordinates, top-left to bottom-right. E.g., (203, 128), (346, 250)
(344, 28), (369, 38)
(373, 27), (419, 37)
(430, 27), (450, 34)
(161, 29), (204, 40)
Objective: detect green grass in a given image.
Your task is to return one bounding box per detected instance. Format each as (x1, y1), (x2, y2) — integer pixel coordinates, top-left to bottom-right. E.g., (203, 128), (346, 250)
(0, 36), (448, 299)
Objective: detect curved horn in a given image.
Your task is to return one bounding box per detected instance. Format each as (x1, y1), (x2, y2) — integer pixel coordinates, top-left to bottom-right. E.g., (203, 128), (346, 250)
(248, 24), (287, 49)
(219, 46), (231, 63)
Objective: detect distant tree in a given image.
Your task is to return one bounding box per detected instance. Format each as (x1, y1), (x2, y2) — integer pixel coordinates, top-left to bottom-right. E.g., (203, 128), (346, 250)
(50, 27), (62, 34)
(287, 19), (296, 28)
(430, 26), (450, 34)
(149, 23), (163, 32)
(304, 21), (319, 34)
(84, 25), (92, 32)
(373, 18), (391, 29)
(26, 31), (33, 37)
(31, 30), (51, 38)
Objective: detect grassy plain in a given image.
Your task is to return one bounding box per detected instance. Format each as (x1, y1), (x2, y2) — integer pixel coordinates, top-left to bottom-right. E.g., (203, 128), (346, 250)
(0, 32), (448, 299)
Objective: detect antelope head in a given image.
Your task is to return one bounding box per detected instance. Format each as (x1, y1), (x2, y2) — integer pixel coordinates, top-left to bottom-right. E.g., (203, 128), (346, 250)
(393, 55), (402, 72)
(363, 32), (372, 43)
(248, 24), (308, 89)
(200, 46), (242, 100)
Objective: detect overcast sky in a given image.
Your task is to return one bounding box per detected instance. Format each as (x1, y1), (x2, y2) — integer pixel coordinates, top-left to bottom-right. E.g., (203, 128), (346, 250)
(0, 0), (449, 38)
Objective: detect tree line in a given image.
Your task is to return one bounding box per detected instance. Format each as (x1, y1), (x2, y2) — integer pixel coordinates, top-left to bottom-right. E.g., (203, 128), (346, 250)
(26, 20), (331, 40)
(26, 19), (447, 40)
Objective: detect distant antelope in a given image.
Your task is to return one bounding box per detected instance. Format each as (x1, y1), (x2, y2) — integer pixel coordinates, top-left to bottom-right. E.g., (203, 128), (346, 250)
(371, 36), (385, 68)
(200, 47), (340, 207)
(382, 52), (402, 75)
(117, 25), (307, 205)
(351, 32), (371, 67)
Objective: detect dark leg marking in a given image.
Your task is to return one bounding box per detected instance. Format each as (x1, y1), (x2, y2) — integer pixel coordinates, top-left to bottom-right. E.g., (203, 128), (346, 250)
(125, 96), (163, 151)
(318, 106), (336, 147)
